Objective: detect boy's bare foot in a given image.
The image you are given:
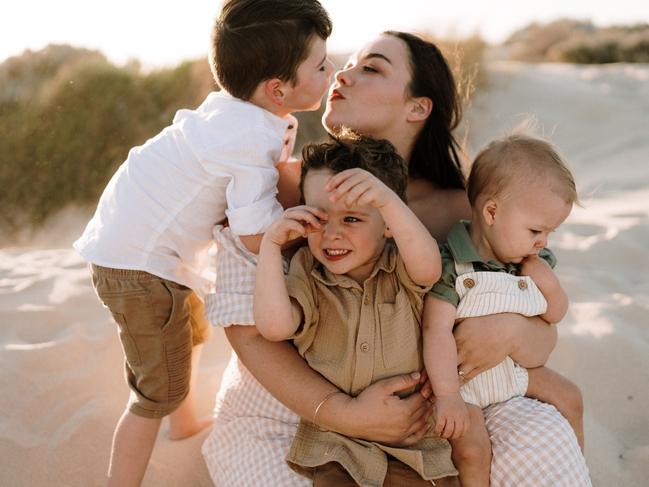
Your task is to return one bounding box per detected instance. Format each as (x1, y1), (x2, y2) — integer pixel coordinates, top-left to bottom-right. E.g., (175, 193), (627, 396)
(167, 417), (213, 441)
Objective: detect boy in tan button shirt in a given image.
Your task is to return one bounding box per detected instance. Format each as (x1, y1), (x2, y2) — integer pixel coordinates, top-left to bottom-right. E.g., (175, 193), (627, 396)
(253, 131), (457, 486)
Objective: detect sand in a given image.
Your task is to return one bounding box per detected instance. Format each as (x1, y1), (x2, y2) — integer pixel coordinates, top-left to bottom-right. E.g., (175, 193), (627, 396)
(1, 61), (648, 486)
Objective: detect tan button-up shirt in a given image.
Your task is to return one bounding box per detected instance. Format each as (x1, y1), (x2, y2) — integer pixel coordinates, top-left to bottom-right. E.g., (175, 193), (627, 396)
(285, 243), (456, 487)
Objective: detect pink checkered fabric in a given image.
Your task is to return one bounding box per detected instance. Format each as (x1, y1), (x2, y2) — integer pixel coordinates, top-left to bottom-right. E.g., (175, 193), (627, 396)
(202, 356), (591, 486)
(204, 225), (288, 327)
(485, 396), (591, 486)
(202, 353), (310, 486)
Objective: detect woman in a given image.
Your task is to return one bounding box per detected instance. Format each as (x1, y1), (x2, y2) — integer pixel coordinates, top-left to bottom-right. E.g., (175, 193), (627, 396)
(202, 32), (589, 486)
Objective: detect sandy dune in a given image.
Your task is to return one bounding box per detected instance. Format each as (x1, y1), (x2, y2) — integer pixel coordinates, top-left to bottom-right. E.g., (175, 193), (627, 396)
(1, 62), (648, 486)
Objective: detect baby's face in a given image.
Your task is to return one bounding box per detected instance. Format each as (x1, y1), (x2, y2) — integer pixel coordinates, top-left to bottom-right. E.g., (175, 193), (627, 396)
(487, 185), (572, 264)
(302, 168), (388, 284)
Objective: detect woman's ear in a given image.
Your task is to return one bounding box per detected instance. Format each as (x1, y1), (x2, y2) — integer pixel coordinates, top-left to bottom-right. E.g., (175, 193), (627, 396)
(406, 96), (432, 122)
(383, 225), (393, 239)
(482, 199), (498, 226)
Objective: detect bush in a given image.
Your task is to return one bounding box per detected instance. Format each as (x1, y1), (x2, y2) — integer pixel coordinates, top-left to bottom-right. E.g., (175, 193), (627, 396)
(503, 20), (649, 64)
(0, 39), (484, 235)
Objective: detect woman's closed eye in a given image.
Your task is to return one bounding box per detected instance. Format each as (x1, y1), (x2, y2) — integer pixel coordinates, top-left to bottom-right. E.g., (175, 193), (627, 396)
(362, 65), (378, 73)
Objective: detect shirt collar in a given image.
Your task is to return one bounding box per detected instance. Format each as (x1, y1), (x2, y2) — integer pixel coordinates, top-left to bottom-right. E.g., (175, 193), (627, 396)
(447, 220), (515, 273)
(210, 90), (298, 138)
(310, 242), (397, 289)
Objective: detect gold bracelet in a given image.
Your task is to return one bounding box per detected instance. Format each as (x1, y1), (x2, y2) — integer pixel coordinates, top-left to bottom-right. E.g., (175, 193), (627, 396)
(313, 390), (342, 425)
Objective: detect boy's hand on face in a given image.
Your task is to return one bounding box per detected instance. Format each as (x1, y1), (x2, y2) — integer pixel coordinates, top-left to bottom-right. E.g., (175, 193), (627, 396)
(325, 168), (396, 210)
(431, 394), (470, 440)
(265, 206), (327, 247)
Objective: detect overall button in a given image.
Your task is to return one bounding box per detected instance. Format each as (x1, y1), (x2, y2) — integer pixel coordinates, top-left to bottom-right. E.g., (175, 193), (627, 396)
(518, 279), (528, 290)
(463, 278), (475, 289)
(360, 342), (370, 353)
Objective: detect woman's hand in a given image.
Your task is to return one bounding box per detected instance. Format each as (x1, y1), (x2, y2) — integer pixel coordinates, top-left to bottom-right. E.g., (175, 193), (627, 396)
(328, 372), (433, 446)
(454, 313), (558, 378)
(453, 314), (518, 381)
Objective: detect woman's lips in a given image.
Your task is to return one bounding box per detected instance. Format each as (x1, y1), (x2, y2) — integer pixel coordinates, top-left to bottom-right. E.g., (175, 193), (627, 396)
(329, 89), (345, 101)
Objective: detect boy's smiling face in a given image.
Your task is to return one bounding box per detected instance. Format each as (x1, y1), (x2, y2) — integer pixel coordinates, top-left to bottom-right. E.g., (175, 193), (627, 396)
(282, 35), (334, 113)
(303, 168), (389, 284)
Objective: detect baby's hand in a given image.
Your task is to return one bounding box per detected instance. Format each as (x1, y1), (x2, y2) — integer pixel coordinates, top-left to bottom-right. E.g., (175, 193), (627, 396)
(264, 206), (327, 247)
(431, 394), (470, 440)
(325, 168), (396, 209)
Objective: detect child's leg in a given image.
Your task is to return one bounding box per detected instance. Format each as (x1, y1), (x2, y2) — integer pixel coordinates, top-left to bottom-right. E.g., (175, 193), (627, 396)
(526, 366), (584, 451)
(168, 291), (213, 439)
(107, 410), (161, 487)
(168, 343), (213, 440)
(449, 404), (491, 487)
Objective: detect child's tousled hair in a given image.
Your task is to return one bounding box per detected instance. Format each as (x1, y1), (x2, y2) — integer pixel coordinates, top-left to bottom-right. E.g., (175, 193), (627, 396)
(300, 129), (408, 203)
(468, 133), (578, 206)
(210, 0), (332, 100)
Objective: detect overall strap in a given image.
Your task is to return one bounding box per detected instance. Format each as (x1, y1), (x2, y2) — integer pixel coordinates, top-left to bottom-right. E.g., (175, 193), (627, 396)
(453, 258), (475, 276)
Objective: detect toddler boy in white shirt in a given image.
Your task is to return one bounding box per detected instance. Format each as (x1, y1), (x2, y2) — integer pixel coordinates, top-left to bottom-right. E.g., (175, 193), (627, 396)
(73, 1), (333, 485)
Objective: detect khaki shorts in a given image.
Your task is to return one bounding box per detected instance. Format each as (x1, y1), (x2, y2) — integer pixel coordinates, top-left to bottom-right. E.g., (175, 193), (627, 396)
(312, 459), (438, 486)
(91, 264), (211, 418)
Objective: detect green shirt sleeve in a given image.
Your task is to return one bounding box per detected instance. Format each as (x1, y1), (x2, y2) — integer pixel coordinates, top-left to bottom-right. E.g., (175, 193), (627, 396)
(538, 247), (557, 269)
(428, 244), (461, 307)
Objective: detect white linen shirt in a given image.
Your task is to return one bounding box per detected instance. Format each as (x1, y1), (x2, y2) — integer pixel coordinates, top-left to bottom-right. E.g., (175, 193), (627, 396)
(74, 91), (297, 295)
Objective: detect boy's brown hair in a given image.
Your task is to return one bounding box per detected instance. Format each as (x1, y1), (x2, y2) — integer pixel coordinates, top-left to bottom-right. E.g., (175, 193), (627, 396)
(300, 130), (409, 203)
(468, 134), (578, 206)
(210, 0), (332, 100)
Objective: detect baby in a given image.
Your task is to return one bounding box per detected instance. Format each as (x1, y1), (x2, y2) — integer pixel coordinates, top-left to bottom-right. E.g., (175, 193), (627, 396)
(425, 133), (584, 486)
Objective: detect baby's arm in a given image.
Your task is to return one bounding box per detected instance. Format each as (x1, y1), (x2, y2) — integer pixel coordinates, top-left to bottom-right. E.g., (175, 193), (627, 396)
(422, 295), (470, 439)
(520, 255), (568, 324)
(326, 169), (441, 285)
(253, 206), (326, 341)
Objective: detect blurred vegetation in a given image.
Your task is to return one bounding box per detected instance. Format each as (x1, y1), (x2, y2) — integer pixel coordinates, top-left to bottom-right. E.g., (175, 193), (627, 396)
(503, 19), (649, 63)
(1, 38), (485, 235)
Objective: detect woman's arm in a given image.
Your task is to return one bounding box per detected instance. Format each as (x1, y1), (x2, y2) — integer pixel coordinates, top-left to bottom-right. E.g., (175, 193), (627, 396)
(225, 325), (433, 445)
(453, 313), (558, 380)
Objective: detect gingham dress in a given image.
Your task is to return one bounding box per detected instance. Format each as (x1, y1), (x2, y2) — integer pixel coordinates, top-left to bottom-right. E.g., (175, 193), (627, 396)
(201, 232), (591, 486)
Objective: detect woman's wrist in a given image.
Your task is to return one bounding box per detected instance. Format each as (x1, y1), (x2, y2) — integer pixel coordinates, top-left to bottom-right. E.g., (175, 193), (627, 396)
(312, 391), (354, 434)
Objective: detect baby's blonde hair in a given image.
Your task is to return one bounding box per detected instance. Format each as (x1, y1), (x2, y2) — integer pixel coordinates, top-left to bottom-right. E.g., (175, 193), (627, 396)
(467, 134), (578, 207)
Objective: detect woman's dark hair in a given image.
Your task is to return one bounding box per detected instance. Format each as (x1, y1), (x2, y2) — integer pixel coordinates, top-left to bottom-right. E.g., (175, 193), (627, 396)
(384, 31), (466, 190)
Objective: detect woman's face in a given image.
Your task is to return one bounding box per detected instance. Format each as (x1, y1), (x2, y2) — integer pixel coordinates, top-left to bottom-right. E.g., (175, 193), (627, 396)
(322, 35), (414, 141)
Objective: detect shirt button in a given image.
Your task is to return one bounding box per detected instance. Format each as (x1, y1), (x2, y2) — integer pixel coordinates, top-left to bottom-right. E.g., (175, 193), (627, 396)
(518, 279), (528, 290)
(360, 342), (370, 353)
(463, 278), (475, 289)
(363, 296), (370, 305)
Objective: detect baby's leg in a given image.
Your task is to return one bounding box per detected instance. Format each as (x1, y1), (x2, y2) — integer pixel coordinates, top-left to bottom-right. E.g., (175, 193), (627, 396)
(526, 366), (584, 451)
(449, 404), (491, 487)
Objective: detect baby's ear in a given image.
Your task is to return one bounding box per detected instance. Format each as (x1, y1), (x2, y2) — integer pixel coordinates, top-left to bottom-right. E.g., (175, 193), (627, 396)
(482, 199), (498, 226)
